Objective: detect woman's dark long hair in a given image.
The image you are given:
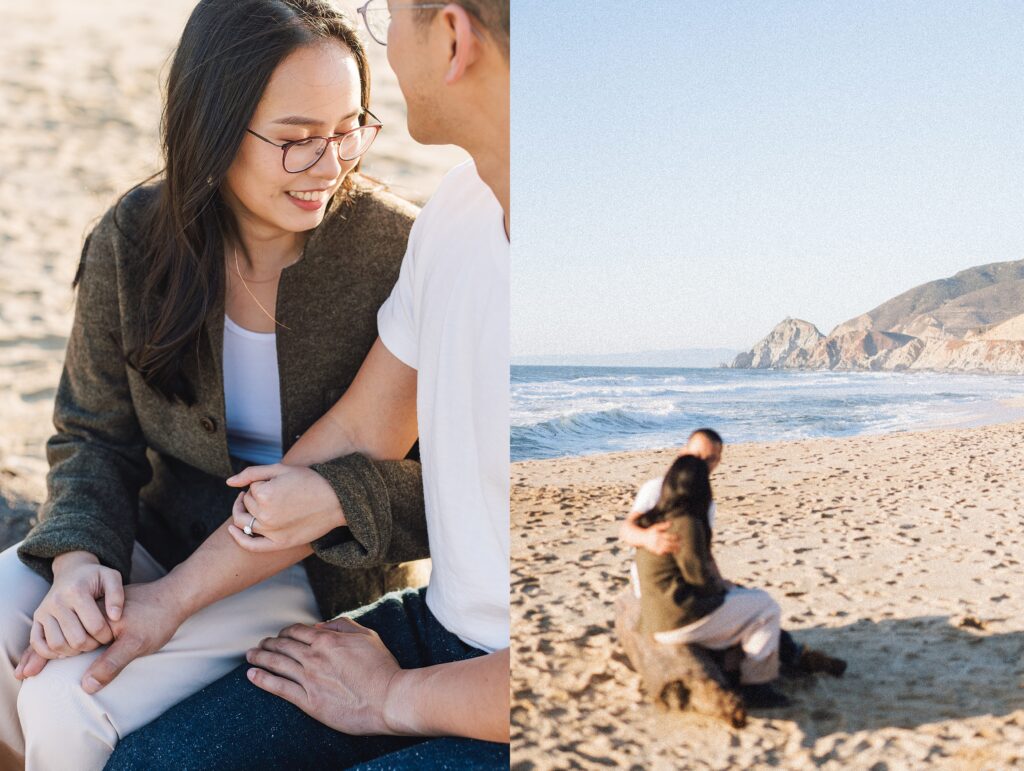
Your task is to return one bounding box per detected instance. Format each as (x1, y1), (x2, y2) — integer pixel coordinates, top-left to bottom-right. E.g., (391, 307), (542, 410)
(111, 0), (371, 402)
(635, 455), (713, 529)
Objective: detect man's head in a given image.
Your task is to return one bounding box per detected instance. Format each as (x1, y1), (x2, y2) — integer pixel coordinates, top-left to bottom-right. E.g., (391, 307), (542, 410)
(384, 0), (509, 149)
(679, 428), (724, 474)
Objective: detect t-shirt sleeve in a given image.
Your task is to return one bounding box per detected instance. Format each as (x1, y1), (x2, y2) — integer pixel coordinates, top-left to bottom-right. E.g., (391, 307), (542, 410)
(376, 231), (419, 369)
(631, 477), (662, 513)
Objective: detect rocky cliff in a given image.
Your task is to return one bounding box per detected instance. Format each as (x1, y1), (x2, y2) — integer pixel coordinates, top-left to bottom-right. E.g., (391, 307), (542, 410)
(731, 318), (824, 369)
(733, 260), (1024, 373)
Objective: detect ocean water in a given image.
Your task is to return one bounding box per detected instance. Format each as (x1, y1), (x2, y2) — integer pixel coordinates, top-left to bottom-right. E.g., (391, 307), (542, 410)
(511, 366), (1024, 461)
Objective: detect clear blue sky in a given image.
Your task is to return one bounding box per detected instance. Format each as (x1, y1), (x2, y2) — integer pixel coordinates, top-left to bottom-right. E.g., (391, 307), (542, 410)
(512, 1), (1024, 356)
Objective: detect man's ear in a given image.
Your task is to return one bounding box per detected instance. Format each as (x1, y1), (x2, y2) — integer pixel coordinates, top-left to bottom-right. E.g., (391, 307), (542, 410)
(440, 3), (482, 85)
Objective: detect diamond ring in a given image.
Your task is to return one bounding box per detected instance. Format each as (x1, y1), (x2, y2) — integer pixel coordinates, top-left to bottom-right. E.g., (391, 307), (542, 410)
(243, 515), (257, 537)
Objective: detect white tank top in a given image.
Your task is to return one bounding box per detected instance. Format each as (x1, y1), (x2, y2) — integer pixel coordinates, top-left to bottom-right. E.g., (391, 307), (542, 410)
(222, 315), (283, 465)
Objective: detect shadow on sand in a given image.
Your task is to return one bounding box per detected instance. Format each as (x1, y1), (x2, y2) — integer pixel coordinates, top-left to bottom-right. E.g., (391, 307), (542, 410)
(773, 615), (1024, 742)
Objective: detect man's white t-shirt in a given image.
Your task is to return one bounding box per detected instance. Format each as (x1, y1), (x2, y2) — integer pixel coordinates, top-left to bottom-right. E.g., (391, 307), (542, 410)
(376, 160), (510, 653)
(632, 476), (716, 529)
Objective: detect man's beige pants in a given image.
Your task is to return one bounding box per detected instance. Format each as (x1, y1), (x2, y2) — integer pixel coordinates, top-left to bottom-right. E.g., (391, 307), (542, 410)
(0, 542), (319, 771)
(653, 586), (782, 684)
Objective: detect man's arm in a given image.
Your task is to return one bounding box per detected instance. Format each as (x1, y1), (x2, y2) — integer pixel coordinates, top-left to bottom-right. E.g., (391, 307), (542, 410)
(385, 648), (510, 743)
(283, 338), (417, 466)
(620, 508), (680, 556)
(619, 509), (649, 548)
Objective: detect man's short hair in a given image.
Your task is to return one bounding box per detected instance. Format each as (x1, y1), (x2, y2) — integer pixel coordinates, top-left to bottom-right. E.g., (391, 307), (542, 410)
(689, 427), (723, 446)
(417, 0), (509, 57)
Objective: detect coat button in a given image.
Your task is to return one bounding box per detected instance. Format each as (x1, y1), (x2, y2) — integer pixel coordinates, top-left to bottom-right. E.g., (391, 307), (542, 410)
(200, 416), (217, 433)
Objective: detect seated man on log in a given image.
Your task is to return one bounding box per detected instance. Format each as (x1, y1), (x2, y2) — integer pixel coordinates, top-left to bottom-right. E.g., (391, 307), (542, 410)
(617, 431), (846, 714)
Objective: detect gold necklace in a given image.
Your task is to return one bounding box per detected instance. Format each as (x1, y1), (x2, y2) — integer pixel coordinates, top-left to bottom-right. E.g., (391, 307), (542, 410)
(233, 247), (292, 331)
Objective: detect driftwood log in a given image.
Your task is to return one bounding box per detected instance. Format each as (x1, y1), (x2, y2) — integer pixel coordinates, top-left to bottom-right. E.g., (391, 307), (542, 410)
(614, 590), (746, 728)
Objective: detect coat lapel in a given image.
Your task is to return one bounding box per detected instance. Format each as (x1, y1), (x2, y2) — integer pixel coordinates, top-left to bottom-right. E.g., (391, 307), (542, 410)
(201, 290), (234, 477)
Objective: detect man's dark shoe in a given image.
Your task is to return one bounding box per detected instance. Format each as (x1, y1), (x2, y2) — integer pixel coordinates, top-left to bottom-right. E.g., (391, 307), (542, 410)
(798, 648), (847, 678)
(739, 683), (791, 709)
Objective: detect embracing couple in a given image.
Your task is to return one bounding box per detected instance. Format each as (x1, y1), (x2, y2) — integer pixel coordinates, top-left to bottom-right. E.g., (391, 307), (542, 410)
(0, 0), (509, 768)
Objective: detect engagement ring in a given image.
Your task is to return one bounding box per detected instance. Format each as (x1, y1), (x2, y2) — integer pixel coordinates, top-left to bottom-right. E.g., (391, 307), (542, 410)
(244, 515), (257, 537)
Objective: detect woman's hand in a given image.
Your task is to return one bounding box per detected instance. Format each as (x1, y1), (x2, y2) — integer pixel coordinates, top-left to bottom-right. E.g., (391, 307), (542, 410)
(225, 465), (345, 553)
(27, 551), (121, 661)
(16, 576), (190, 690)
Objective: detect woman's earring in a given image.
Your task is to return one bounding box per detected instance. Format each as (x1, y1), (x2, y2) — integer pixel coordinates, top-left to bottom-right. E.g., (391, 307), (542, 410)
(206, 176), (214, 187)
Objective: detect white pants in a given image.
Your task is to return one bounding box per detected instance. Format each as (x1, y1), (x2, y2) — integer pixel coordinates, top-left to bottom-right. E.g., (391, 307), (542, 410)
(0, 541), (319, 771)
(653, 587), (782, 685)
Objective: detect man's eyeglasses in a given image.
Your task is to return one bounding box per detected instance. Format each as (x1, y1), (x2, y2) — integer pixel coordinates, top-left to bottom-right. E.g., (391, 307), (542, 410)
(246, 110), (383, 173)
(356, 0), (448, 47)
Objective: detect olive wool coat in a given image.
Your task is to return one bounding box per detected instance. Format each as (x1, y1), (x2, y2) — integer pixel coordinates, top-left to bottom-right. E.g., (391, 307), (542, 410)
(635, 514), (727, 635)
(18, 180), (429, 620)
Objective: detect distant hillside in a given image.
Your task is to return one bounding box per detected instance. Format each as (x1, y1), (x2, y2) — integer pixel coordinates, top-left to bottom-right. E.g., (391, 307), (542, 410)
(514, 348), (740, 369)
(830, 260), (1024, 339)
(734, 259), (1024, 373)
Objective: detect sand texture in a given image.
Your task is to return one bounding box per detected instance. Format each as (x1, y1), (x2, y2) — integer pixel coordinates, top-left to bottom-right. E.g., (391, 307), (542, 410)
(0, 0), (465, 550)
(511, 421), (1024, 770)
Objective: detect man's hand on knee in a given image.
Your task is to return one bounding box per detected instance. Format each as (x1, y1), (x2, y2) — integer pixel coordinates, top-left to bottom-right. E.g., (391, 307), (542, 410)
(245, 618), (401, 736)
(247, 619), (510, 744)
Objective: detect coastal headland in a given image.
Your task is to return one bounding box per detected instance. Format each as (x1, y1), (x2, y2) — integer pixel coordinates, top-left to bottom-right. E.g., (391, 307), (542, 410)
(734, 260), (1024, 373)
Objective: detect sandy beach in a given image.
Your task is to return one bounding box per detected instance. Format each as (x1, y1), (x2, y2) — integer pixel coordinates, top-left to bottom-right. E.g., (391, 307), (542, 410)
(0, 0), (465, 548)
(511, 421), (1024, 770)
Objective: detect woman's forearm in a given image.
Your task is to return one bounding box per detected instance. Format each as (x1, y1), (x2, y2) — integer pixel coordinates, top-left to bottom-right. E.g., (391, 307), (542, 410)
(160, 521), (312, 619)
(51, 550), (100, 577)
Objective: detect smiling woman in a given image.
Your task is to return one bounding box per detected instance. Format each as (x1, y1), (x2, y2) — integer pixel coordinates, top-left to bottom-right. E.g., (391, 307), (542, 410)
(223, 42), (371, 237)
(0, 0), (431, 767)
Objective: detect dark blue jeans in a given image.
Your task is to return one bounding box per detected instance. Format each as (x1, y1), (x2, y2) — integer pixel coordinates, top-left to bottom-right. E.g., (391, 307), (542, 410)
(104, 588), (508, 771)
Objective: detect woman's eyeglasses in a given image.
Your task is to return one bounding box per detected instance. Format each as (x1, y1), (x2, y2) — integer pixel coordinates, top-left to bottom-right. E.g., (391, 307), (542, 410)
(246, 110), (383, 173)
(356, 0), (448, 47)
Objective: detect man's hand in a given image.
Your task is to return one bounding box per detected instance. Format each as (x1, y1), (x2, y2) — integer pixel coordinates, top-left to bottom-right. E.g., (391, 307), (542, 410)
(246, 618), (402, 736)
(620, 512), (680, 556)
(248, 619), (510, 743)
(226, 465), (344, 553)
(641, 521), (681, 555)
(78, 579), (190, 694)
